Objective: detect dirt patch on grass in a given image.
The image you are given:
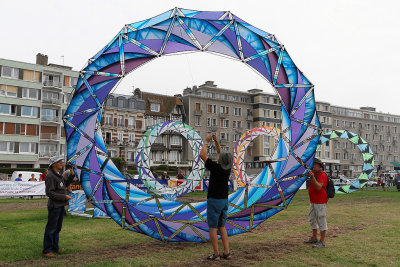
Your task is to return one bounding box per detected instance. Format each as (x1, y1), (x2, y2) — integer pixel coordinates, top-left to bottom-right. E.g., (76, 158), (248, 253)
(1, 217), (371, 267)
(0, 201), (47, 212)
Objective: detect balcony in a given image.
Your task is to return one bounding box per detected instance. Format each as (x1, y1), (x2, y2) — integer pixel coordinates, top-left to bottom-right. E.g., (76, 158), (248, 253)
(40, 133), (60, 140)
(169, 144), (182, 150)
(246, 115), (253, 121)
(41, 116), (59, 123)
(151, 143), (166, 150)
(39, 151), (58, 158)
(42, 98), (61, 105)
(194, 110), (202, 116)
(43, 80), (62, 89)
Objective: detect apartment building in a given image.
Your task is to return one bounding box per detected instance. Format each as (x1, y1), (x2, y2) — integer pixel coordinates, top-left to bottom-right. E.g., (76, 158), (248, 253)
(0, 54), (78, 168)
(140, 89), (187, 167)
(101, 91), (146, 168)
(182, 81), (254, 163)
(330, 106), (400, 177)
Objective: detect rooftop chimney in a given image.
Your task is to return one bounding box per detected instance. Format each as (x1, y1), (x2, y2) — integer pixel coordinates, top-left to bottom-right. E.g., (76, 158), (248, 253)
(36, 53), (48, 65)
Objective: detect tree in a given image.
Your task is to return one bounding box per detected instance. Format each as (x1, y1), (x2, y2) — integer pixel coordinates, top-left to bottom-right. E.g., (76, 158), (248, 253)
(111, 157), (126, 172)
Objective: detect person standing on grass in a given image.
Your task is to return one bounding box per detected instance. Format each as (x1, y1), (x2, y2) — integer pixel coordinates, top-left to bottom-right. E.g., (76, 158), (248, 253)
(200, 133), (232, 261)
(304, 158), (328, 248)
(15, 173), (23, 181)
(42, 156), (75, 258)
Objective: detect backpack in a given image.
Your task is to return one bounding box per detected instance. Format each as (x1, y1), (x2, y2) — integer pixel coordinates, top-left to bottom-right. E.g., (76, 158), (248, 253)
(325, 177), (335, 199)
(316, 171), (335, 199)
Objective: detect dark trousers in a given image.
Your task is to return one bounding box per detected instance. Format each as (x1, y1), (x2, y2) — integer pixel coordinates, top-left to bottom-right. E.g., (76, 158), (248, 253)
(43, 207), (64, 253)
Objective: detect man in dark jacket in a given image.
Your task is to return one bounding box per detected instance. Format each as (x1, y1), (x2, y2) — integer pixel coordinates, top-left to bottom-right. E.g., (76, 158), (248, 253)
(42, 156), (75, 258)
(200, 133), (232, 261)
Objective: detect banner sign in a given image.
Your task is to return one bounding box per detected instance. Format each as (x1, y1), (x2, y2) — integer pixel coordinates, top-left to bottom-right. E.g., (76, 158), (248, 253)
(0, 181), (45, 196)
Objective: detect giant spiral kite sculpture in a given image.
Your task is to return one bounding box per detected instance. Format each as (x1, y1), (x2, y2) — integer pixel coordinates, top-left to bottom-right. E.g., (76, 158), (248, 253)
(64, 8), (321, 242)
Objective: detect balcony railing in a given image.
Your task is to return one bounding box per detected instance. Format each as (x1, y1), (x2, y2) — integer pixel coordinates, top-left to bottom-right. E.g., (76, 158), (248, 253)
(39, 151), (58, 158)
(43, 80), (62, 88)
(41, 116), (59, 123)
(42, 98), (61, 105)
(194, 110), (202, 115)
(40, 133), (60, 140)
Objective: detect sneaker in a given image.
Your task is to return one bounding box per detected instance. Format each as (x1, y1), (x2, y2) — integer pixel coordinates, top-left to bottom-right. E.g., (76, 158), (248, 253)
(312, 240), (326, 248)
(304, 237), (318, 244)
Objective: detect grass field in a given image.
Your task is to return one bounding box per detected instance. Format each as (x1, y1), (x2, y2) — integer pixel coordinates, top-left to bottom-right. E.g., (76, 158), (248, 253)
(0, 188), (399, 266)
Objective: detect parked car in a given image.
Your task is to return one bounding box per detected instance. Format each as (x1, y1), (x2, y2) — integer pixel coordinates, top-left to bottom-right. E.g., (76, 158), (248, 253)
(367, 180), (378, 187)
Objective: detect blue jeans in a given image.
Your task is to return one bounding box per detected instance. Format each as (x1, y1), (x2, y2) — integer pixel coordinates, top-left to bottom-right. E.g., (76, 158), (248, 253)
(43, 207), (64, 253)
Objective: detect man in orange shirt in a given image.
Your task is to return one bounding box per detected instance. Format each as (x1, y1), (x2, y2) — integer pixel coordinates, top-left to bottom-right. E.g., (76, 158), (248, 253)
(304, 158), (328, 248)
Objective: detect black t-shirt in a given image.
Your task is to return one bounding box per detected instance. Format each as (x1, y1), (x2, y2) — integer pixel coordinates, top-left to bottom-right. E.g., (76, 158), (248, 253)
(205, 158), (230, 199)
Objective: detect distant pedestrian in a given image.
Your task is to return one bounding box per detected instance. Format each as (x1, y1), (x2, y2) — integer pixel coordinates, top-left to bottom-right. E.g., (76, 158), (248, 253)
(29, 174), (37, 181)
(161, 171), (170, 181)
(381, 175), (385, 191)
(176, 169), (185, 180)
(42, 156), (75, 258)
(15, 173), (23, 181)
(40, 170), (48, 181)
(396, 174), (400, 192)
(304, 158), (328, 248)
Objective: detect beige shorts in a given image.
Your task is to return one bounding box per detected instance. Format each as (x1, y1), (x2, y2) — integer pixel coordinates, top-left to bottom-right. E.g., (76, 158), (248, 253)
(308, 203), (328, 231)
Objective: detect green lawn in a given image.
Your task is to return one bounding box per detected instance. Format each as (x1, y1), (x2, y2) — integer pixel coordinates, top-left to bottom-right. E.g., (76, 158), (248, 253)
(0, 189), (399, 266)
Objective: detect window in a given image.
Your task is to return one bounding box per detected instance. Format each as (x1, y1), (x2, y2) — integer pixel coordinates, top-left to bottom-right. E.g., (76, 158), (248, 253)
(0, 104), (11, 115)
(228, 95), (238, 101)
(1, 66), (19, 79)
(128, 117), (135, 128)
(23, 70), (40, 82)
(0, 142), (15, 153)
(19, 142), (36, 154)
(128, 133), (135, 143)
(264, 147), (270, 155)
(41, 109), (57, 122)
(233, 107), (241, 116)
(273, 110), (280, 119)
(195, 103), (201, 111)
(195, 116), (201, 126)
(273, 98), (279, 104)
(42, 91), (59, 103)
(105, 132), (112, 144)
(247, 122), (252, 129)
(335, 153), (340, 160)
(263, 109), (270, 118)
(171, 135), (181, 145)
(215, 93), (226, 100)
(106, 97), (113, 106)
(212, 118), (217, 126)
(118, 132), (123, 141)
(118, 98), (124, 108)
(233, 134), (240, 142)
(240, 97), (249, 103)
(150, 103), (160, 112)
(203, 92), (213, 98)
(105, 114), (113, 126)
(222, 120), (229, 128)
(220, 106), (227, 114)
(0, 84), (17, 97)
(43, 74), (61, 88)
(262, 96), (269, 103)
(21, 106), (38, 117)
(168, 151), (180, 162)
(207, 104), (216, 114)
(118, 115), (124, 127)
(207, 118), (211, 127)
(22, 88), (39, 100)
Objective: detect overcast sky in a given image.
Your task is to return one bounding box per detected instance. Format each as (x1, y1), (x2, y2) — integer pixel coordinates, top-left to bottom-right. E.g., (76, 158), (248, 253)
(1, 0), (399, 114)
